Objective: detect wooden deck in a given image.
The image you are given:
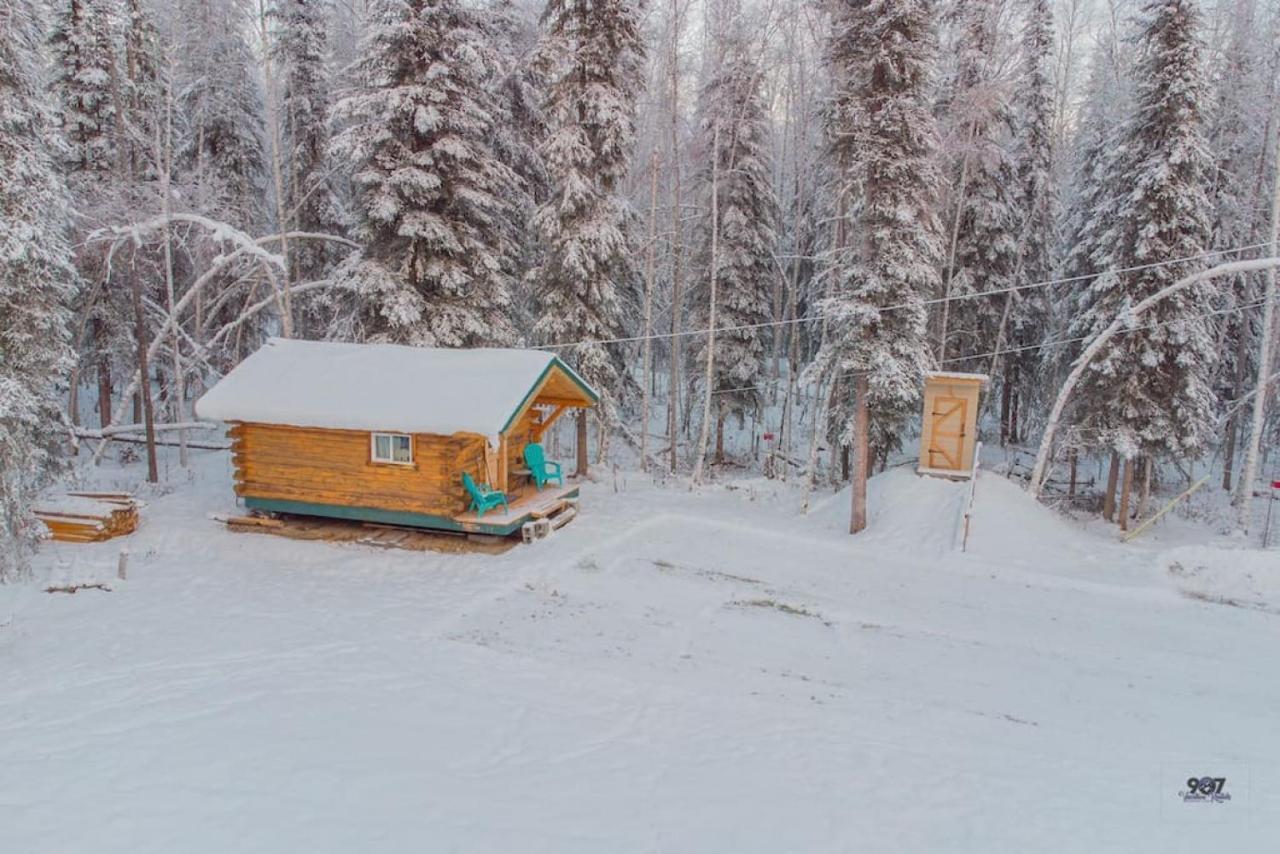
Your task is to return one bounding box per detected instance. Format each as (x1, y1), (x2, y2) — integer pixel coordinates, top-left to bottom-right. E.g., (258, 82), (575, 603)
(454, 483), (580, 529)
(238, 482), (581, 541)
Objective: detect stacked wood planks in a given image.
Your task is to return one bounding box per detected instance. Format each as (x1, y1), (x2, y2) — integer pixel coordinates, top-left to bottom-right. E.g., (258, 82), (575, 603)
(34, 492), (140, 543)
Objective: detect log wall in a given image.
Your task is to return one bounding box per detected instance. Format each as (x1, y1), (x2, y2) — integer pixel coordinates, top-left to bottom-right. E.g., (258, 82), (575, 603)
(230, 423), (490, 517)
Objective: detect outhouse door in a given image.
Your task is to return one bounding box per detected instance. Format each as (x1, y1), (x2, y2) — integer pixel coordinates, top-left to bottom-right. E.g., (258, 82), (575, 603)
(927, 395), (968, 471)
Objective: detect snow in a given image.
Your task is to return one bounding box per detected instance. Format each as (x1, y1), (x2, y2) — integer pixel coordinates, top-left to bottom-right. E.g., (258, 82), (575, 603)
(194, 338), (594, 437)
(3, 448), (1278, 852)
(926, 370), (990, 383)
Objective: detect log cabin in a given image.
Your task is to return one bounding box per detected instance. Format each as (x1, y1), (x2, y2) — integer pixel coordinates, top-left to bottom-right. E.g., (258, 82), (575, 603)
(195, 338), (598, 537)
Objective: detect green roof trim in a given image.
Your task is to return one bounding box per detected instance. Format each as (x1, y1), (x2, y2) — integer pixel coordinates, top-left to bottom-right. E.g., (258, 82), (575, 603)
(499, 356), (599, 435)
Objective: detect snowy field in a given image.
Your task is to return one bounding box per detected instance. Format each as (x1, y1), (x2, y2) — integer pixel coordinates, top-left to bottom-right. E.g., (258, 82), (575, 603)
(3, 448), (1278, 853)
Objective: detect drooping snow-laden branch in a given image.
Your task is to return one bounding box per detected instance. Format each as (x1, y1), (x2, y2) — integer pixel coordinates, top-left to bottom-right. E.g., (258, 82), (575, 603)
(91, 213), (285, 270)
(1028, 256), (1280, 497)
(90, 219), (359, 463)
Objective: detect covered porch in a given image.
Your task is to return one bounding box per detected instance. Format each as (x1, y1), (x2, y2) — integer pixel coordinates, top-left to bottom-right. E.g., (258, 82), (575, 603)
(454, 482), (581, 536)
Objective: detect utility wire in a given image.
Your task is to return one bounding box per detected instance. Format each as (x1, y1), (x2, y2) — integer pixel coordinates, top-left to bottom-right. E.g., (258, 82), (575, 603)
(537, 240), (1272, 352)
(701, 296), (1269, 401)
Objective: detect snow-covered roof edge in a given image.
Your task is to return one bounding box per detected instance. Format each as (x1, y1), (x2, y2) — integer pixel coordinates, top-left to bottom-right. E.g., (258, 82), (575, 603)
(194, 339), (599, 437)
(926, 371), (990, 385)
(499, 356), (599, 434)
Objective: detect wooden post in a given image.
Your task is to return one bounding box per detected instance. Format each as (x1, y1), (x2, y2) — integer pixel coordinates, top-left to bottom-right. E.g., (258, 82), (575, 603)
(1117, 457), (1135, 531)
(850, 373), (869, 534)
(117, 549), (129, 581)
(1102, 452), (1120, 521)
(575, 409), (589, 478)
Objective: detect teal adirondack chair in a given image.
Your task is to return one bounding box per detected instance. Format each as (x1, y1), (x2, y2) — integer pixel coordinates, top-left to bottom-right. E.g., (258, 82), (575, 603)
(523, 443), (563, 490)
(462, 471), (509, 517)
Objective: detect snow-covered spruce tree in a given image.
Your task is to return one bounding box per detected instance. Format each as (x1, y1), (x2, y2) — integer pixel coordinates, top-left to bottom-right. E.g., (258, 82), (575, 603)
(486, 0), (548, 330)
(48, 0), (117, 175)
(1, 0), (78, 579)
(1053, 43), (1132, 395)
(122, 0), (163, 176)
(1069, 0), (1217, 467)
(533, 0), (644, 470)
(175, 0), (268, 230)
(269, 0), (347, 291)
(999, 0), (1057, 443)
(818, 0), (942, 530)
(689, 25), (780, 461)
(330, 0), (518, 347)
(1204, 0), (1271, 492)
(935, 0), (1019, 371)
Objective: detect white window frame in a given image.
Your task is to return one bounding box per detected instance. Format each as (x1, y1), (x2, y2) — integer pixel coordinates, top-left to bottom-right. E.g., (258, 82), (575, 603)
(370, 432), (414, 466)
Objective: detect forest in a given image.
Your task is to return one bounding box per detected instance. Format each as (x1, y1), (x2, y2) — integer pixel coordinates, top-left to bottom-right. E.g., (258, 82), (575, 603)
(2, 0), (1279, 577)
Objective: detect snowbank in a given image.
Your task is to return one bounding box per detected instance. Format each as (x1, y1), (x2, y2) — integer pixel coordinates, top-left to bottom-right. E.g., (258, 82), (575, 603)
(1162, 545), (1280, 612)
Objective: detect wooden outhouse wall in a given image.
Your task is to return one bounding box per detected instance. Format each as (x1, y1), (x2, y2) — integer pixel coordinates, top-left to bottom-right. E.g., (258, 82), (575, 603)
(919, 378), (983, 476)
(229, 423), (490, 517)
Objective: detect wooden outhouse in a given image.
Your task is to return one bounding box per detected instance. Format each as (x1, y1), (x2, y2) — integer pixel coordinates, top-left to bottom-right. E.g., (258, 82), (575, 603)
(918, 372), (988, 479)
(195, 338), (598, 536)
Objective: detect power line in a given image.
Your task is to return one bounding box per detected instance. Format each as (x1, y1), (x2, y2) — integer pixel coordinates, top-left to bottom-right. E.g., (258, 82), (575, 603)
(701, 296), (1269, 401)
(536, 240), (1272, 352)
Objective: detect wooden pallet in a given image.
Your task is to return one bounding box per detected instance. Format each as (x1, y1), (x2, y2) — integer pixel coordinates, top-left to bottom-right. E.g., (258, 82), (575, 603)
(34, 493), (139, 543)
(215, 512), (517, 555)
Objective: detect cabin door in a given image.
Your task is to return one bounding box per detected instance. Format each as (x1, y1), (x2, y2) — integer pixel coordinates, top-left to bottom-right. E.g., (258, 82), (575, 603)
(927, 395), (967, 471)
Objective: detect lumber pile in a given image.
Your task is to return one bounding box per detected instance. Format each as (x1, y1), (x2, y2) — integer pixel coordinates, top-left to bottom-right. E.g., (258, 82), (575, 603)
(34, 492), (140, 543)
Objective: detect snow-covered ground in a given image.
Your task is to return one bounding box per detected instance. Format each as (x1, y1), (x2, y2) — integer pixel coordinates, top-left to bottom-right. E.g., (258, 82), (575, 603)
(2, 448), (1277, 852)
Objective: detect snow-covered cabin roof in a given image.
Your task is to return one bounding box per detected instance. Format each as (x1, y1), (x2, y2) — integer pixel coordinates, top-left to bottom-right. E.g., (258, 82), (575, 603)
(926, 371), (990, 385)
(195, 338), (598, 437)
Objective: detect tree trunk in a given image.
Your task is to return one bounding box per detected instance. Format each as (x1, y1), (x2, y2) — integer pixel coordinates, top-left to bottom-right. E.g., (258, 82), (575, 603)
(575, 409), (589, 478)
(1117, 457), (1135, 531)
(256, 0), (294, 338)
(850, 373), (869, 534)
(715, 412), (725, 464)
(1103, 452), (1120, 521)
(691, 122), (720, 486)
(157, 83), (187, 468)
(1237, 125), (1280, 529)
(130, 270), (159, 483)
(93, 317), (113, 429)
(999, 373), (1013, 446)
(1223, 285), (1253, 491)
(1010, 378), (1020, 444)
(1068, 449), (1078, 499)
(666, 0), (685, 474)
(1136, 455), (1152, 522)
(841, 445), (850, 483)
(640, 151), (659, 472)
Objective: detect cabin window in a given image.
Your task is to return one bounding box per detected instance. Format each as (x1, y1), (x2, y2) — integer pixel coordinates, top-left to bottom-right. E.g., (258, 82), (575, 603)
(371, 433), (413, 465)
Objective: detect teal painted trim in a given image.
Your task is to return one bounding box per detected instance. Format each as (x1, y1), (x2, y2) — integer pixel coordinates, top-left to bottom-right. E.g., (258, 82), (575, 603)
(244, 497), (523, 536)
(500, 358), (600, 434)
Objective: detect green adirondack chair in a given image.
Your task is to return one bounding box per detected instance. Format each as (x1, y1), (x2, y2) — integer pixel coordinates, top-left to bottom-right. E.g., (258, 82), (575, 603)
(523, 443), (563, 490)
(462, 471), (509, 517)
